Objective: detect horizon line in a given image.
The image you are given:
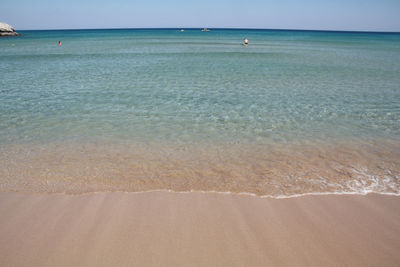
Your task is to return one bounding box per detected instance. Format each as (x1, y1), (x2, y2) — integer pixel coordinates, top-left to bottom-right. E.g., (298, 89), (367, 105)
(15, 27), (400, 34)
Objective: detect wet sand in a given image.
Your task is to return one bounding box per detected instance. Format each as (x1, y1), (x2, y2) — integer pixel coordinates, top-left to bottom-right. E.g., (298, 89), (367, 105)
(0, 192), (399, 266)
(1, 141), (400, 195)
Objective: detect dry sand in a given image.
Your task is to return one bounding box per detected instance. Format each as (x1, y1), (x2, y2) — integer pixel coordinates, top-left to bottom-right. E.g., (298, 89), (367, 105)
(0, 191), (399, 267)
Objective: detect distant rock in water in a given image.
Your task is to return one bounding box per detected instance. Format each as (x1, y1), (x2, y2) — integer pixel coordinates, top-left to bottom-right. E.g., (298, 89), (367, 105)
(0, 22), (20, 36)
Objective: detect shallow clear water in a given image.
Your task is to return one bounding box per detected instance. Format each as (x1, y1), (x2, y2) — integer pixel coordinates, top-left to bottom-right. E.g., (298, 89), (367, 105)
(2, 29), (400, 144)
(1, 29), (400, 196)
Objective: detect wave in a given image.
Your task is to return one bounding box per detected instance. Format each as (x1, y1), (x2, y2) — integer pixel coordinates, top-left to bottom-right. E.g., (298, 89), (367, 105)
(1, 140), (399, 197)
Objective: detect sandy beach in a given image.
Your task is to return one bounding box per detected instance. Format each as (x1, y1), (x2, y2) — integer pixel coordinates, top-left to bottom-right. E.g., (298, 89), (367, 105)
(0, 191), (399, 266)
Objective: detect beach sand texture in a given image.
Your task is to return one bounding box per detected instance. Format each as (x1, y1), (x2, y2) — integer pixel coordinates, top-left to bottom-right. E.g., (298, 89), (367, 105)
(0, 192), (399, 267)
(1, 141), (399, 196)
(1, 29), (400, 266)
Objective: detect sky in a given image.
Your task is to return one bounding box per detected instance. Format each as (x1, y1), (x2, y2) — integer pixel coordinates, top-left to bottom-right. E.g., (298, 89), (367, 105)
(1, 0), (400, 32)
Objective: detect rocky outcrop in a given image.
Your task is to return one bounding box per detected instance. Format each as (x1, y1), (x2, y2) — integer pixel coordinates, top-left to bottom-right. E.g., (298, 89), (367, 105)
(0, 22), (19, 36)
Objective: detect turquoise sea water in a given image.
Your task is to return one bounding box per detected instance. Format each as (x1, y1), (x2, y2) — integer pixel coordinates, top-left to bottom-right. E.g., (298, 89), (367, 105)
(1, 29), (400, 195)
(1, 29), (400, 144)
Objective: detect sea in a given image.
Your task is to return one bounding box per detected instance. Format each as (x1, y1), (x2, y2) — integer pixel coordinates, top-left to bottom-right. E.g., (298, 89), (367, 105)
(1, 28), (400, 197)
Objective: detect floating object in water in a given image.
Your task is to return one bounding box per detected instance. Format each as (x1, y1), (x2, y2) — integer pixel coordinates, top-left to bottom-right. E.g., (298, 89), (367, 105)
(201, 28), (210, 32)
(180, 29), (184, 32)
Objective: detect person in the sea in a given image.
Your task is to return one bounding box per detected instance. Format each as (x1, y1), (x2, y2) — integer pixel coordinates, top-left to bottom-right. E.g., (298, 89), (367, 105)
(244, 38), (249, 45)
(58, 41), (62, 46)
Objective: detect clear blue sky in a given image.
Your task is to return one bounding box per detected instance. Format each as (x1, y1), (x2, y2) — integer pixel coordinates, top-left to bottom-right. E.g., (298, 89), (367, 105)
(1, 0), (400, 31)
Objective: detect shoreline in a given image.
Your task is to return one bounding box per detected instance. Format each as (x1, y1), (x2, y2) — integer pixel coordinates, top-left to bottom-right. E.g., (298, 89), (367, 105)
(1, 191), (399, 266)
(2, 188), (400, 199)
(2, 140), (400, 196)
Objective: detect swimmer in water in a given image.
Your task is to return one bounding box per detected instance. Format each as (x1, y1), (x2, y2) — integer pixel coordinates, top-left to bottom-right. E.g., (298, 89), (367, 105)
(244, 38), (249, 45)
(58, 41), (62, 46)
